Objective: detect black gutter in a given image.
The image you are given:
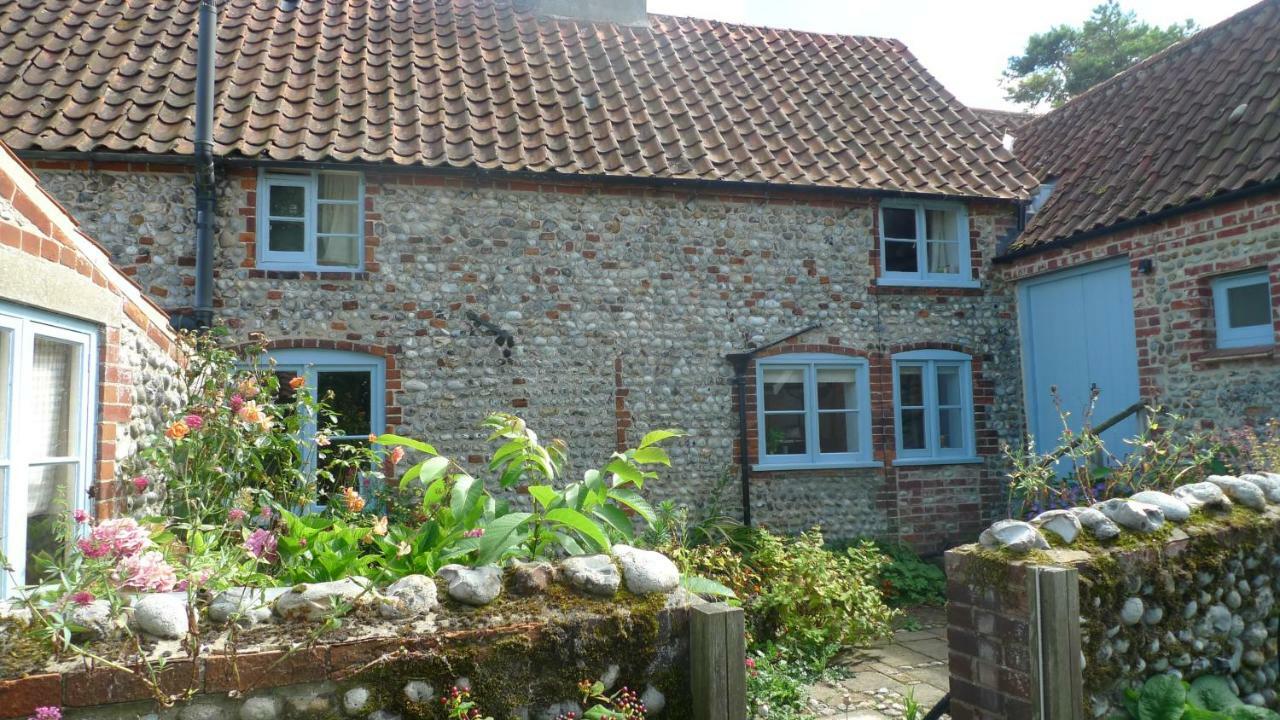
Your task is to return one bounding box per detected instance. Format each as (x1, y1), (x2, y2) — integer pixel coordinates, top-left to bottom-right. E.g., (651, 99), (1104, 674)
(724, 324), (821, 527)
(190, 0), (217, 330)
(996, 178), (1280, 264)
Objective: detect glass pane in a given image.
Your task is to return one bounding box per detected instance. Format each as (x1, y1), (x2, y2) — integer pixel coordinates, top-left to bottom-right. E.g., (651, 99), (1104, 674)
(317, 438), (371, 502)
(925, 208), (956, 241)
(32, 337), (78, 458)
(0, 329), (10, 459)
(898, 365), (924, 407)
(268, 220), (305, 253)
(1227, 281), (1271, 328)
(764, 413), (806, 456)
(318, 371), (372, 434)
(818, 411), (857, 454)
(937, 364), (962, 406)
(901, 408), (926, 450)
(816, 368), (855, 410)
(319, 174), (359, 201)
(926, 241), (959, 275)
(273, 370), (299, 405)
(882, 207), (916, 239)
(26, 462), (75, 584)
(317, 235), (360, 267)
(762, 368), (806, 411)
(939, 407), (964, 450)
(318, 204), (359, 236)
(268, 184), (306, 217)
(884, 240), (918, 273)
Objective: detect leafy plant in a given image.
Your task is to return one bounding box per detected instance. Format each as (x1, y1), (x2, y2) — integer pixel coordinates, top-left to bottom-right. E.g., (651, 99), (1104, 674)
(1122, 674), (1280, 720)
(273, 510), (381, 583)
(870, 541), (946, 607)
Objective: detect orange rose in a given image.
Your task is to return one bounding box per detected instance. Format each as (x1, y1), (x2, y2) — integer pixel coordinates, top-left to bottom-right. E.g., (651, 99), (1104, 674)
(237, 378), (260, 399)
(288, 376), (305, 390)
(389, 446), (406, 465)
(341, 486), (366, 513)
(165, 420), (189, 441)
(237, 401), (272, 431)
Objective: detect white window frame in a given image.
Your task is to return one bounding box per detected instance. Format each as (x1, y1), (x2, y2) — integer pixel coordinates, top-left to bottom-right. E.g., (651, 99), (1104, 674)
(891, 349), (979, 466)
(0, 302), (97, 597)
(877, 200), (977, 288)
(753, 353), (877, 471)
(1212, 270), (1274, 349)
(256, 169), (365, 271)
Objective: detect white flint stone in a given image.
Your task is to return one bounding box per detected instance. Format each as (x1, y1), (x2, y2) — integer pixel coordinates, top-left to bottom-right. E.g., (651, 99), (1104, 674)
(611, 544), (680, 594)
(561, 555), (621, 596)
(1071, 507), (1121, 540)
(133, 593), (189, 639)
(1129, 491), (1191, 522)
(68, 599), (115, 640)
(274, 577), (375, 621)
(403, 681), (434, 704)
(640, 685), (666, 716)
(437, 565), (502, 606)
(1094, 498), (1165, 533)
(343, 686), (372, 716)
(1206, 475), (1267, 510)
(1239, 473), (1280, 503)
(1030, 509), (1082, 544)
(210, 587), (285, 626)
(1121, 597), (1144, 625)
(1172, 482), (1230, 510)
(239, 697), (282, 720)
(378, 574), (438, 618)
(978, 520), (1049, 554)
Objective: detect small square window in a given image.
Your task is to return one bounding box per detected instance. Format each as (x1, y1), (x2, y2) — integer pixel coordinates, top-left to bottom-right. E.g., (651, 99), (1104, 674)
(1212, 271), (1273, 349)
(258, 170), (364, 270)
(756, 355), (873, 469)
(892, 350), (976, 464)
(878, 201), (974, 287)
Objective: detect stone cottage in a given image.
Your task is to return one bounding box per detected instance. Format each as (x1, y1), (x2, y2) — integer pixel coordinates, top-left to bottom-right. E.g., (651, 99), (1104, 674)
(0, 0), (1043, 553)
(998, 0), (1280, 454)
(0, 139), (182, 595)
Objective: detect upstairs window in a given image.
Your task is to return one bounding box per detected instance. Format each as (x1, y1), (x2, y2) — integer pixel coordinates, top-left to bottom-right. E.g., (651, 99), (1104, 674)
(258, 170), (363, 271)
(1212, 270), (1273, 349)
(892, 350), (976, 464)
(755, 354), (873, 469)
(879, 201), (974, 287)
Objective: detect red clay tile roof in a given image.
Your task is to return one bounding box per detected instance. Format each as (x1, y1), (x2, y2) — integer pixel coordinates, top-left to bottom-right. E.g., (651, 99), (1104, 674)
(0, 0), (1035, 198)
(970, 108), (1036, 137)
(1009, 0), (1280, 251)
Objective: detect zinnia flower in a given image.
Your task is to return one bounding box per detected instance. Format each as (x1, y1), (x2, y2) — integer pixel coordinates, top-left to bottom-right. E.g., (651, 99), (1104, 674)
(227, 508), (248, 524)
(183, 413), (204, 431)
(244, 528), (279, 563)
(77, 517), (150, 559)
(388, 446), (405, 465)
(132, 475), (149, 493)
(69, 591), (95, 606)
(73, 509), (90, 524)
(289, 376), (306, 390)
(31, 707), (61, 720)
(340, 487), (366, 513)
(115, 551), (178, 592)
(165, 420), (189, 441)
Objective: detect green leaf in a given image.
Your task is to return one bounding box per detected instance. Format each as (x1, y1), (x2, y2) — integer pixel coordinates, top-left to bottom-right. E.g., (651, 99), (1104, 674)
(1188, 677), (1243, 712)
(607, 487), (655, 523)
(1227, 709), (1280, 720)
(1138, 674), (1187, 720)
(376, 433), (437, 455)
(631, 446), (671, 466)
(416, 456), (451, 487)
(604, 458), (643, 486)
(680, 574), (737, 599)
(592, 504), (635, 541)
(545, 507), (610, 552)
(476, 512), (532, 565)
(638, 429), (684, 449)
(527, 485), (558, 510)
(451, 475), (483, 520)
(421, 476), (449, 509)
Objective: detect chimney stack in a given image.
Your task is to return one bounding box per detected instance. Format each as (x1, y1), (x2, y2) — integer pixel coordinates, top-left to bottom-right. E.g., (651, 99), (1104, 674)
(531, 0), (648, 26)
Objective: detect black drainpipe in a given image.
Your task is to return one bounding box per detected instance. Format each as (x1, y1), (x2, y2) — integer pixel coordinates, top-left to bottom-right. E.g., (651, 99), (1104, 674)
(724, 324), (821, 527)
(189, 0), (217, 330)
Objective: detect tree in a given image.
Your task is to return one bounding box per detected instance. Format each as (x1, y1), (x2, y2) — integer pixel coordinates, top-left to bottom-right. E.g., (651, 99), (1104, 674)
(1002, 1), (1196, 108)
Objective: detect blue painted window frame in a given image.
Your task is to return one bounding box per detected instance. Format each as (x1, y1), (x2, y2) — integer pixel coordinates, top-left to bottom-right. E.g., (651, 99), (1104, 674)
(257, 169), (365, 271)
(1211, 270), (1274, 349)
(877, 200), (977, 288)
(891, 349), (978, 466)
(754, 353), (876, 470)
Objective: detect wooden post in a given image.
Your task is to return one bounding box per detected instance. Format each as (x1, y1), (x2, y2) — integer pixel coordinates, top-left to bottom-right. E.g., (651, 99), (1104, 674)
(691, 603), (746, 720)
(1027, 565), (1083, 719)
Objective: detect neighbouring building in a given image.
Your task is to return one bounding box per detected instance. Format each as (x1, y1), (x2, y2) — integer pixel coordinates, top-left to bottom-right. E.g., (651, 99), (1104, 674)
(0, 0), (1042, 554)
(999, 0), (1280, 455)
(0, 139), (183, 595)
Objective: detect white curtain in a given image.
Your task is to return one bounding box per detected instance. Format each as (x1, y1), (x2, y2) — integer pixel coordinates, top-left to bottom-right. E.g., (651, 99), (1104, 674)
(28, 338), (75, 515)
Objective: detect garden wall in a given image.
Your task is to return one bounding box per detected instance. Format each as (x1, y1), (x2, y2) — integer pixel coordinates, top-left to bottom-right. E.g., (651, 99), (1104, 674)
(30, 162), (1028, 553)
(0, 589), (700, 720)
(946, 489), (1280, 719)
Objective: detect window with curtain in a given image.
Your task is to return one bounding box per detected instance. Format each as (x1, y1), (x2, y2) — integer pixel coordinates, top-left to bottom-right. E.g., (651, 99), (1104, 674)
(892, 349), (977, 464)
(879, 201), (973, 287)
(755, 354), (874, 469)
(0, 303), (95, 597)
(258, 170), (363, 270)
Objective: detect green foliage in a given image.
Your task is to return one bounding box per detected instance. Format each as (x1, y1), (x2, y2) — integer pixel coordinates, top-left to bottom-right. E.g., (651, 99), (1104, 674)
(1002, 1), (1195, 107)
(745, 646), (825, 720)
(1188, 676), (1242, 713)
(870, 541), (946, 607)
(274, 510), (380, 583)
(1122, 675), (1279, 720)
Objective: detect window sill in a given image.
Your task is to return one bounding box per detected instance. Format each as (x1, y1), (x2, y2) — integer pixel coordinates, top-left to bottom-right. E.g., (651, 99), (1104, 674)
(248, 268), (370, 281)
(1198, 345), (1275, 363)
(891, 456), (983, 467)
(875, 277), (981, 290)
(752, 460), (883, 472)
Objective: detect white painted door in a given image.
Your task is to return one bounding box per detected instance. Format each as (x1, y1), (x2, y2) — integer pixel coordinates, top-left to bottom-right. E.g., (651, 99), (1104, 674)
(1018, 259), (1141, 465)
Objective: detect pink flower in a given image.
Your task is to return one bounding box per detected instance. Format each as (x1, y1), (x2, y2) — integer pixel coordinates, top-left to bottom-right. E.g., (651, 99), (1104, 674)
(31, 707), (61, 720)
(229, 394), (245, 413)
(132, 475), (149, 493)
(69, 591), (95, 606)
(227, 508), (248, 523)
(259, 505), (273, 520)
(744, 657), (756, 670)
(183, 414), (204, 431)
(464, 528), (485, 538)
(115, 551), (178, 592)
(73, 509), (90, 524)
(244, 529), (278, 563)
(76, 518), (150, 559)
(388, 446), (406, 465)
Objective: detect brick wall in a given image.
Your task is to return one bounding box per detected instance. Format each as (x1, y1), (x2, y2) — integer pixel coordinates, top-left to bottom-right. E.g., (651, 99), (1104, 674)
(33, 161), (1027, 548)
(1001, 190), (1280, 430)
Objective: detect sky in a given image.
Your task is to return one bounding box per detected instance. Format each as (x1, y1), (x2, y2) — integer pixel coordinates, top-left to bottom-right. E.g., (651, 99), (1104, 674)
(644, 0), (1259, 111)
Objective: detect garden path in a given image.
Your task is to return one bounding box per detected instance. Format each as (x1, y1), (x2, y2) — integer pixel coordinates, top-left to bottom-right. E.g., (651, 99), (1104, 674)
(803, 606), (950, 719)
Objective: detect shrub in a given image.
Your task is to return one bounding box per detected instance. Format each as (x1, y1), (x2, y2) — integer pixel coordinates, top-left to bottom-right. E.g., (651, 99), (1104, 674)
(872, 541), (946, 607)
